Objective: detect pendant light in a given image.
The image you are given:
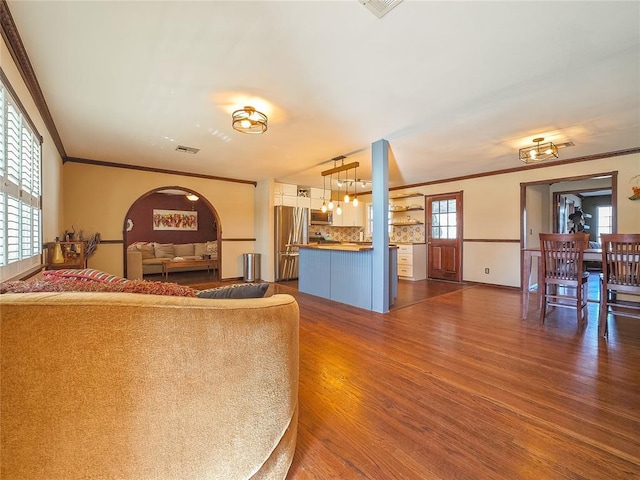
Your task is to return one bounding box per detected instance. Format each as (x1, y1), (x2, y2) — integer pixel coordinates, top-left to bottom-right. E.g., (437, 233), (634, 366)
(336, 169), (342, 215)
(352, 165), (359, 207)
(327, 172), (334, 211)
(344, 175), (350, 204)
(321, 175), (328, 212)
(321, 157), (361, 213)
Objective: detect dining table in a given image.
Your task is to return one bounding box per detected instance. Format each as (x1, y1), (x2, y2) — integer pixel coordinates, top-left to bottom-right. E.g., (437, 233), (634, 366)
(521, 247), (602, 321)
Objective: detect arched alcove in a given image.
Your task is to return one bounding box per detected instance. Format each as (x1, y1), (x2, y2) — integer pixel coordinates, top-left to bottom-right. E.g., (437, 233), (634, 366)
(122, 186), (222, 278)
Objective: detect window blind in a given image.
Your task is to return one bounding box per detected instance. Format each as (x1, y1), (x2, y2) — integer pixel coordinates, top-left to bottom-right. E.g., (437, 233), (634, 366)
(0, 75), (42, 280)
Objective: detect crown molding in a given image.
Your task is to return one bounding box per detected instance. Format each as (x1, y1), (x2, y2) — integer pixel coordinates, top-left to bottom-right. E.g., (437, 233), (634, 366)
(391, 147), (640, 192)
(64, 156), (257, 187)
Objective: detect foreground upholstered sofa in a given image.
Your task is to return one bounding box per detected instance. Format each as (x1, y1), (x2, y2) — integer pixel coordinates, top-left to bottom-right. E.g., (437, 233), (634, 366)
(0, 291), (299, 480)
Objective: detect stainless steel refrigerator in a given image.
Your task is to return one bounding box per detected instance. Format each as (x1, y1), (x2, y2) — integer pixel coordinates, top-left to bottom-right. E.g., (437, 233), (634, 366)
(274, 205), (308, 281)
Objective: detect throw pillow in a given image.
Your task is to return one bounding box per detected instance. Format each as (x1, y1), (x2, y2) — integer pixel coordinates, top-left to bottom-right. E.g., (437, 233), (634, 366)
(197, 282), (269, 299)
(174, 243), (195, 257)
(205, 241), (218, 256)
(43, 268), (128, 284)
(154, 243), (175, 259)
(129, 242), (155, 260)
(194, 242), (207, 257)
(1, 279), (197, 297)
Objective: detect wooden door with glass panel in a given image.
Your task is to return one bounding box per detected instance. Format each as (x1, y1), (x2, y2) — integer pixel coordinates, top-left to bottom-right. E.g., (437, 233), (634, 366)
(427, 192), (462, 282)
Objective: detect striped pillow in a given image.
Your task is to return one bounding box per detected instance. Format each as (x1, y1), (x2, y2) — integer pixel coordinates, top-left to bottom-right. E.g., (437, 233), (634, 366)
(43, 269), (128, 284)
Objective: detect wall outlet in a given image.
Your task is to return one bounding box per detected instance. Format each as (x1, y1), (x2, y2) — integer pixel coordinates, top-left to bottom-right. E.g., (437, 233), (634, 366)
(484, 268), (490, 274)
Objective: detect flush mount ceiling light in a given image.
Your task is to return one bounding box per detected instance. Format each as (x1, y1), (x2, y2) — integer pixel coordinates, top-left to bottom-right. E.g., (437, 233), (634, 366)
(519, 137), (559, 164)
(232, 106), (267, 134)
(185, 193), (199, 201)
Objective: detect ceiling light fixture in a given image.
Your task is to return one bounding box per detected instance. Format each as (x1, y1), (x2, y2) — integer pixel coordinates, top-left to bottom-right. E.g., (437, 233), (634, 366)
(322, 157), (362, 212)
(186, 193), (199, 201)
(321, 175), (328, 213)
(232, 106), (268, 134)
(519, 137), (558, 164)
(352, 165), (359, 207)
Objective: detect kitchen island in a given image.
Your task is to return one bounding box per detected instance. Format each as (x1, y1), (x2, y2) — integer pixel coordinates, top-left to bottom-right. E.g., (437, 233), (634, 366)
(297, 243), (398, 310)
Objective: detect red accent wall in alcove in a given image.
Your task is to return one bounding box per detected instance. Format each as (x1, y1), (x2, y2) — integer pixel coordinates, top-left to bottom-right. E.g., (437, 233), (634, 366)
(126, 193), (217, 246)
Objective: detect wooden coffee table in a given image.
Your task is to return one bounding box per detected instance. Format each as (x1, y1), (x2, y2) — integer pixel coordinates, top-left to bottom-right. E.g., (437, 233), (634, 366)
(162, 258), (218, 280)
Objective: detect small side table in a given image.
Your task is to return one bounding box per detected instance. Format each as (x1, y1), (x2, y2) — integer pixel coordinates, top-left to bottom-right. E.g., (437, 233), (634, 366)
(44, 241), (87, 270)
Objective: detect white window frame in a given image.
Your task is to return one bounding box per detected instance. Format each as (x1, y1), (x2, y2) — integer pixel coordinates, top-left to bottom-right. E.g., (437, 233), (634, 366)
(0, 73), (43, 281)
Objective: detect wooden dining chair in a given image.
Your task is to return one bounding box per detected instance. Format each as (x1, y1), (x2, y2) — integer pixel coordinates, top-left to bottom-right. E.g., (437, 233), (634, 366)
(539, 233), (589, 329)
(599, 233), (640, 337)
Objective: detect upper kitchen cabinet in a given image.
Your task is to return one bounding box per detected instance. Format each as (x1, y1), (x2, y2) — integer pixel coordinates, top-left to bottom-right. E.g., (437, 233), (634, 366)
(332, 201), (364, 227)
(274, 183), (311, 208)
(310, 187), (326, 211)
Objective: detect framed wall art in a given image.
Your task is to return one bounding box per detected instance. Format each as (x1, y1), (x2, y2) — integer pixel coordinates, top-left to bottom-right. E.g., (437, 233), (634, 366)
(153, 209), (198, 231)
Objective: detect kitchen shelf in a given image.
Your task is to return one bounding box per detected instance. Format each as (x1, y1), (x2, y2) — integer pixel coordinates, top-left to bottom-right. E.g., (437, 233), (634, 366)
(390, 221), (424, 226)
(389, 206), (424, 212)
(390, 192), (424, 199)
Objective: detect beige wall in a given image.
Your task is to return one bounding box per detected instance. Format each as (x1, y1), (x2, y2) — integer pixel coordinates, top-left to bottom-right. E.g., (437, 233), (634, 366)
(386, 153), (639, 287)
(1, 37), (64, 281)
(254, 178), (277, 282)
(62, 163), (256, 278)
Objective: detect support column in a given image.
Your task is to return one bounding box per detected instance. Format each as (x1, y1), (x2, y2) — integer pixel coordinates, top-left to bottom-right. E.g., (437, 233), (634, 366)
(371, 139), (390, 313)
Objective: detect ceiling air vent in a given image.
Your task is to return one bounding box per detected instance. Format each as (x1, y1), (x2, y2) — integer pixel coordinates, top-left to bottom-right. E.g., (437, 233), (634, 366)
(556, 141), (575, 149)
(175, 145), (200, 154)
(358, 0), (403, 19)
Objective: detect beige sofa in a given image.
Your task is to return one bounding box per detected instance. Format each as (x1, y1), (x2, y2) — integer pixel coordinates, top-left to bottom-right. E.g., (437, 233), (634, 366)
(0, 291), (299, 480)
(126, 241), (218, 279)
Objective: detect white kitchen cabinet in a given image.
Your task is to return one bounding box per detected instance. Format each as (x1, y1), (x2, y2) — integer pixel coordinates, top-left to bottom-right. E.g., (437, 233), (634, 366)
(274, 182), (311, 208)
(310, 187), (331, 211)
(311, 198), (324, 210)
(275, 194), (297, 207)
(332, 201), (363, 226)
(296, 196), (311, 208)
(396, 243), (426, 281)
(310, 187), (325, 200)
(274, 182), (297, 196)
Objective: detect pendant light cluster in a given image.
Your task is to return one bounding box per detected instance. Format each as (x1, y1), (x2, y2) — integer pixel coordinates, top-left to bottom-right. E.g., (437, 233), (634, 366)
(321, 157), (363, 215)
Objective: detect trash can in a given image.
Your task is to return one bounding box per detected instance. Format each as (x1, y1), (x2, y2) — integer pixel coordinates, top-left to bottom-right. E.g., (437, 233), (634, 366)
(242, 253), (261, 282)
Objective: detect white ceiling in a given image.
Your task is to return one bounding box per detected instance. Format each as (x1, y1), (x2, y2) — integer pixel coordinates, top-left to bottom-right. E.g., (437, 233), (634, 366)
(6, 1), (640, 189)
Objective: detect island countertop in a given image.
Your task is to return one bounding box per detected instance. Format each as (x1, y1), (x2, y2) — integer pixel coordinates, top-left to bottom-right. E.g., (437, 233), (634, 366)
(297, 243), (398, 311)
(295, 243), (398, 252)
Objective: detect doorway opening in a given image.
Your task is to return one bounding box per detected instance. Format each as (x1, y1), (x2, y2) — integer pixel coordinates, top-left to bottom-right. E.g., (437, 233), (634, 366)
(122, 186), (221, 279)
(520, 171), (616, 287)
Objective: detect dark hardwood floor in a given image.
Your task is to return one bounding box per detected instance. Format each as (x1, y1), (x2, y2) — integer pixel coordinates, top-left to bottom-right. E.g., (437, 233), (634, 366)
(275, 278), (639, 480)
(166, 273), (640, 478)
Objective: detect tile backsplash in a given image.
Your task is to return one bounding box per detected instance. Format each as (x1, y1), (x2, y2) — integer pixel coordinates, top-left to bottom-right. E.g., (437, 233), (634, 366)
(309, 224), (426, 244)
(390, 224), (425, 244)
(309, 225), (363, 242)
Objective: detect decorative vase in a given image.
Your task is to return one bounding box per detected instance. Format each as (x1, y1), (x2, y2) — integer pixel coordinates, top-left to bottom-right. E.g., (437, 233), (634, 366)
(52, 243), (65, 264)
